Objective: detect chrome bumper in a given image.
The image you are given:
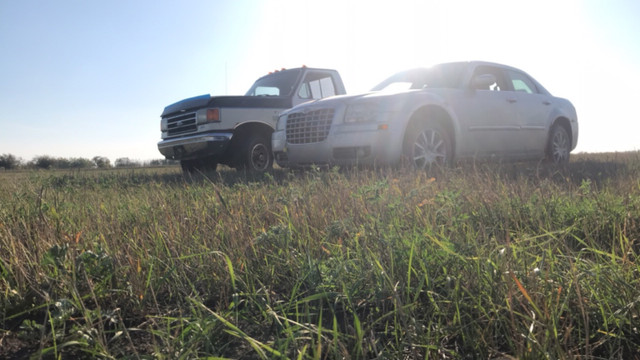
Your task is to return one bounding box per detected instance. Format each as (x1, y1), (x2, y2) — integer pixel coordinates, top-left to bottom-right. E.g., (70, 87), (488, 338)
(158, 132), (233, 160)
(272, 125), (400, 168)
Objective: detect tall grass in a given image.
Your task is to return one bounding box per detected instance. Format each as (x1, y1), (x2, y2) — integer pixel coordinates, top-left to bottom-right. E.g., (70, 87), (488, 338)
(1, 153), (639, 359)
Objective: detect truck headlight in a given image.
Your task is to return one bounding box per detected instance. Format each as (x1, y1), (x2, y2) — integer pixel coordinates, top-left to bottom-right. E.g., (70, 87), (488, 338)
(344, 102), (379, 123)
(196, 108), (220, 124)
(276, 114), (287, 131)
(160, 118), (168, 131)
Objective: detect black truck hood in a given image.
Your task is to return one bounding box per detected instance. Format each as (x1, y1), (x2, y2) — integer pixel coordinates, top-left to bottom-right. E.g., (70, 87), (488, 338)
(162, 94), (293, 117)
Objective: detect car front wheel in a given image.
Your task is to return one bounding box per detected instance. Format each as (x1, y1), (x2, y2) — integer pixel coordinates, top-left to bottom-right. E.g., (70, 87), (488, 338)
(547, 124), (571, 164)
(404, 123), (452, 170)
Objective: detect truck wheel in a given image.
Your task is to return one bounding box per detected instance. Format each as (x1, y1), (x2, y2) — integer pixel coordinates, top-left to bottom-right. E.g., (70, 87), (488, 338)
(237, 133), (273, 172)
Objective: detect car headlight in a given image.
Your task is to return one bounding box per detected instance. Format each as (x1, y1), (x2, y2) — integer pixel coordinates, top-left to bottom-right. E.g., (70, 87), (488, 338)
(344, 102), (379, 123)
(276, 114), (287, 131)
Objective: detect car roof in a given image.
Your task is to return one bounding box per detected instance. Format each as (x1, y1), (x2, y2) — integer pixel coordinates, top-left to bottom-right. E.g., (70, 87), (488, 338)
(437, 60), (522, 72)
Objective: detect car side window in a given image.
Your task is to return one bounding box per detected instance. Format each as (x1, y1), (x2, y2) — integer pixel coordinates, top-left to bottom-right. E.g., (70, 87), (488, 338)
(507, 70), (538, 94)
(472, 66), (509, 91)
(298, 72), (337, 99)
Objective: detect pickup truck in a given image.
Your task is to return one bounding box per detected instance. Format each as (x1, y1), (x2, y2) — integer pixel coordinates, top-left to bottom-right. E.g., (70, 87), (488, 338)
(157, 67), (346, 172)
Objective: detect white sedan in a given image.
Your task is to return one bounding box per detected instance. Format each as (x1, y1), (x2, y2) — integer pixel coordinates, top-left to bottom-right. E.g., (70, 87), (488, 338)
(272, 61), (578, 170)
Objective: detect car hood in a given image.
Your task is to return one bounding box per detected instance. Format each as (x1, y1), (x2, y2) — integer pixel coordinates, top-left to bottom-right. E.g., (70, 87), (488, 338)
(289, 89), (422, 110)
(162, 95), (293, 117)
(294, 92), (376, 108)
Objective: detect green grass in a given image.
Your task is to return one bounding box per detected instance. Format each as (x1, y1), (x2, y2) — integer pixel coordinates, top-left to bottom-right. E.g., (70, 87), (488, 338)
(1, 153), (639, 359)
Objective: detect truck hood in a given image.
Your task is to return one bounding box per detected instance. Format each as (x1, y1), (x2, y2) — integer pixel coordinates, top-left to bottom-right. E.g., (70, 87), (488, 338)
(162, 95), (293, 117)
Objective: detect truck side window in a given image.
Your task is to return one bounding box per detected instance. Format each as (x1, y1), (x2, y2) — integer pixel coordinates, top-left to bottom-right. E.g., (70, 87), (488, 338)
(298, 83), (310, 99)
(298, 73), (337, 99)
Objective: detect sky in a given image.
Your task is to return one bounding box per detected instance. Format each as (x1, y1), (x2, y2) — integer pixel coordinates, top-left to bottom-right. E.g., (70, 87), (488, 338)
(1, 0), (639, 163)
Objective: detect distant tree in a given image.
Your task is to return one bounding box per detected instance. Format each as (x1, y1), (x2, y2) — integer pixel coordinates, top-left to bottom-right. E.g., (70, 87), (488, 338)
(147, 158), (179, 166)
(93, 156), (112, 169)
(69, 158), (94, 169)
(31, 155), (56, 169)
(0, 154), (20, 170)
(115, 157), (140, 168)
(55, 158), (72, 169)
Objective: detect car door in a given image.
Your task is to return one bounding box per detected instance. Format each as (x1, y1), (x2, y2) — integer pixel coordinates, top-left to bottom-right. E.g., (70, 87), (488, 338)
(454, 65), (521, 157)
(506, 70), (552, 155)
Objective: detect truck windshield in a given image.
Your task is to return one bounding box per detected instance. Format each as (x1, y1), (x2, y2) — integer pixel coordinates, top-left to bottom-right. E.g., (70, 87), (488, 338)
(371, 63), (467, 92)
(245, 69), (303, 97)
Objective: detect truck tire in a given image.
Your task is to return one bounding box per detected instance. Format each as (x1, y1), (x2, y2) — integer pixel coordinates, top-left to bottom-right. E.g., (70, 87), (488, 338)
(236, 133), (273, 172)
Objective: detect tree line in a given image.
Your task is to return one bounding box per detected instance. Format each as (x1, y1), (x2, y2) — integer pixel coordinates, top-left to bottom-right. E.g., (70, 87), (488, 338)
(0, 154), (178, 170)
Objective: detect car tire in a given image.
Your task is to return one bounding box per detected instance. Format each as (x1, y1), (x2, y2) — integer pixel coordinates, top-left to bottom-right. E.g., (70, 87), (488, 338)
(403, 122), (452, 170)
(546, 124), (570, 164)
(237, 133), (273, 172)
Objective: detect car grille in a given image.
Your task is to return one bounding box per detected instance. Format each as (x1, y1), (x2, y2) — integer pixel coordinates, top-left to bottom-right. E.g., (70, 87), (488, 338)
(286, 109), (335, 144)
(165, 111), (197, 136)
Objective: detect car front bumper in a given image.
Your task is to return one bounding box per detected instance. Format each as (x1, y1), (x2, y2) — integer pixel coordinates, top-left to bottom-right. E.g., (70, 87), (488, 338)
(272, 124), (402, 168)
(158, 132), (233, 160)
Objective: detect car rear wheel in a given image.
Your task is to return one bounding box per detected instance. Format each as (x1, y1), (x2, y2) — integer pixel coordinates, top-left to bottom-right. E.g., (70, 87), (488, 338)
(546, 124), (570, 164)
(237, 133), (273, 172)
(404, 123), (452, 170)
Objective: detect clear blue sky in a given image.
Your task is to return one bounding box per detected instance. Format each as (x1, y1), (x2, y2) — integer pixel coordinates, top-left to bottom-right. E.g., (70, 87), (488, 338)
(1, 0), (639, 163)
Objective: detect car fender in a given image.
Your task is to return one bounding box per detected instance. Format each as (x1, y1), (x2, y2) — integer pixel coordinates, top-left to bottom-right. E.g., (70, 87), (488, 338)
(394, 91), (462, 155)
(546, 99), (579, 150)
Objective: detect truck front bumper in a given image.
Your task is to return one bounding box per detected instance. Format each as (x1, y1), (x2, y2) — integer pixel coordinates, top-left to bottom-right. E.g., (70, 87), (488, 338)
(158, 132), (233, 160)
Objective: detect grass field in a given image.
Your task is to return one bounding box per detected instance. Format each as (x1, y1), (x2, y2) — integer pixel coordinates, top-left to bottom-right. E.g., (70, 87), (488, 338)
(1, 152), (639, 359)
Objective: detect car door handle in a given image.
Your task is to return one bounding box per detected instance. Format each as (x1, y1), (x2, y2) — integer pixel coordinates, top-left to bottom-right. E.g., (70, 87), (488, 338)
(507, 98), (517, 103)
(542, 100), (551, 106)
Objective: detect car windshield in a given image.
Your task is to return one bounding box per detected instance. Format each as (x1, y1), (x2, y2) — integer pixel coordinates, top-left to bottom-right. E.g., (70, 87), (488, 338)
(371, 63), (467, 92)
(245, 69), (303, 96)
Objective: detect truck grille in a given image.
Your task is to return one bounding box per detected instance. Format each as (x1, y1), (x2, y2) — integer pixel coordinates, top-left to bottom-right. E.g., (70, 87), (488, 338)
(165, 111), (197, 136)
(286, 109), (335, 144)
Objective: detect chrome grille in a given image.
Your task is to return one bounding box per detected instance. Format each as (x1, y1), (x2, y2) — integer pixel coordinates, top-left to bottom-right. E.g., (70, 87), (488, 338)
(165, 111), (197, 136)
(286, 109), (335, 144)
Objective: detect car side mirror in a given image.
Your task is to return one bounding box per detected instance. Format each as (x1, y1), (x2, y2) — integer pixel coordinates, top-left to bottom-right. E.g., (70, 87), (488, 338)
(472, 74), (497, 89)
